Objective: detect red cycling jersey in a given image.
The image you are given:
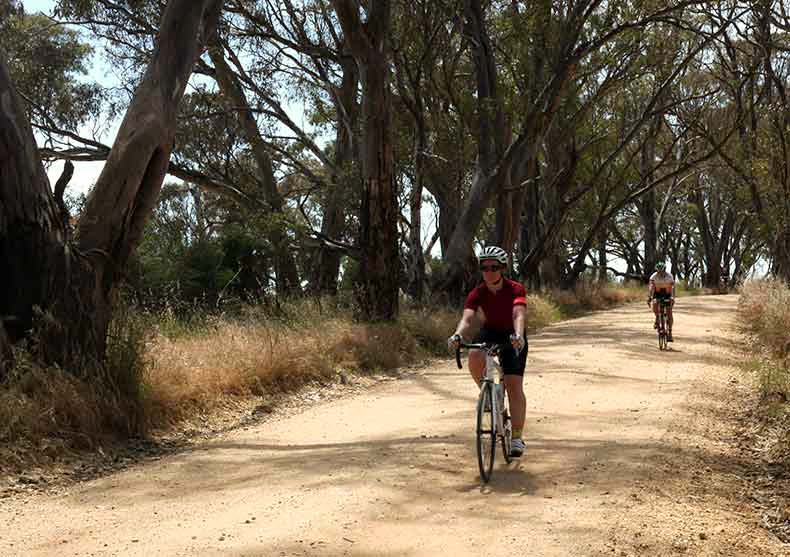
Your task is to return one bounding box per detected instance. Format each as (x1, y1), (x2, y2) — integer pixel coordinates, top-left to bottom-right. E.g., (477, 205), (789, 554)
(464, 278), (527, 333)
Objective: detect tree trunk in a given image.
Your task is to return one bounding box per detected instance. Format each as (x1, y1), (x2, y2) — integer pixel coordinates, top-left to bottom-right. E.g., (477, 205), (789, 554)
(597, 228), (607, 282)
(773, 230), (790, 282)
(314, 52), (359, 296)
(636, 103), (666, 282)
(333, 0), (399, 321)
(356, 50), (398, 320)
(463, 0), (505, 176)
(434, 34), (575, 297)
(0, 324), (11, 381)
(0, 0), (222, 371)
(518, 157), (542, 289)
(208, 42), (301, 296)
(637, 192), (657, 282)
(406, 115), (428, 302)
(0, 51), (67, 345)
(1, 50), (102, 370)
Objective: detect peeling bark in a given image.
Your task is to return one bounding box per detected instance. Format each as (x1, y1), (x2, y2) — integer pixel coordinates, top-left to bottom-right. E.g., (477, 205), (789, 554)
(0, 0), (222, 372)
(332, 0), (399, 321)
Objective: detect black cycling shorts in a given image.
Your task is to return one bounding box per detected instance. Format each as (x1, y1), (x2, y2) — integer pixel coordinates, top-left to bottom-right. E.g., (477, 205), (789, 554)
(654, 292), (673, 305)
(472, 328), (528, 376)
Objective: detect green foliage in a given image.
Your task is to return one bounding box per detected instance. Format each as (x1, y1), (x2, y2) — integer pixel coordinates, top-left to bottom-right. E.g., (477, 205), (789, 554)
(1, 6), (103, 131)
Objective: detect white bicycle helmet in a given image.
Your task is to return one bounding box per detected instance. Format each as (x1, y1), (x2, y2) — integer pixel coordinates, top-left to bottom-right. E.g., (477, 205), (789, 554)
(477, 245), (508, 266)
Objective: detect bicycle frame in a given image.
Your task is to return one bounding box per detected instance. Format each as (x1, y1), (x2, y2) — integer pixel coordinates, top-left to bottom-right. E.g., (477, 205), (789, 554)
(481, 351), (506, 437)
(656, 297), (671, 350)
(456, 343), (505, 429)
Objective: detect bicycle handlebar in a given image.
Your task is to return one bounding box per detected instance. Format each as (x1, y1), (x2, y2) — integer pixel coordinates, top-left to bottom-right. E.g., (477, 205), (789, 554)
(454, 342), (505, 369)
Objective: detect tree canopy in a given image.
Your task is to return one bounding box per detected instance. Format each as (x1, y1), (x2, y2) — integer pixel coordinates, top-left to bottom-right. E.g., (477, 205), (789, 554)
(2, 0), (789, 376)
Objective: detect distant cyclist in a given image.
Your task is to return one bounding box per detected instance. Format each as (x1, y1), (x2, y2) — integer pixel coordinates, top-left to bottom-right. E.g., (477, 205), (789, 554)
(648, 261), (675, 342)
(448, 246), (528, 457)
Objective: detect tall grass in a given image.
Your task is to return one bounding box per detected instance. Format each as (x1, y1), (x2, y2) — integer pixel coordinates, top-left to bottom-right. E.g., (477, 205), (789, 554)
(1, 282), (646, 468)
(142, 302), (459, 428)
(737, 279), (790, 400)
(548, 280), (645, 316)
(0, 304), (152, 472)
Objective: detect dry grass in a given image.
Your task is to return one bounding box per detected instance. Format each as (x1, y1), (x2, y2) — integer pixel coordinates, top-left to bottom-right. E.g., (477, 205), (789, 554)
(525, 294), (562, 331)
(1, 282), (645, 466)
(548, 280), (645, 315)
(738, 279), (790, 357)
(737, 280), (790, 401)
(142, 304), (459, 429)
(139, 286), (634, 429)
(0, 306), (151, 474)
(0, 357), (146, 475)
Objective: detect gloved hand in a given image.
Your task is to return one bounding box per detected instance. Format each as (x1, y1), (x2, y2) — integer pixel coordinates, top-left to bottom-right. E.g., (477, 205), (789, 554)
(447, 333), (462, 352)
(510, 333), (525, 353)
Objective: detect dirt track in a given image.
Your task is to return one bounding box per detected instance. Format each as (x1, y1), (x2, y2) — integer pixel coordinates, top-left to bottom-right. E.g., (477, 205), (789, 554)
(0, 295), (785, 556)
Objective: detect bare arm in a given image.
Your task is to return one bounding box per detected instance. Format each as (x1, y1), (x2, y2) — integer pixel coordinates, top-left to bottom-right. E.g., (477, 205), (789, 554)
(512, 305), (527, 337)
(453, 308), (477, 340)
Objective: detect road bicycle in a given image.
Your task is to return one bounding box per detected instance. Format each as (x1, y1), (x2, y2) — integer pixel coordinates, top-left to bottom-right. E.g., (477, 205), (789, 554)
(654, 296), (672, 350)
(455, 342), (513, 482)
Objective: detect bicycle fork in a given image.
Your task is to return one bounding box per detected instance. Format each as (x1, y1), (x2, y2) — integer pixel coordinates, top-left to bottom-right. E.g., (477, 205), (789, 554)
(485, 354), (506, 436)
(495, 383), (505, 434)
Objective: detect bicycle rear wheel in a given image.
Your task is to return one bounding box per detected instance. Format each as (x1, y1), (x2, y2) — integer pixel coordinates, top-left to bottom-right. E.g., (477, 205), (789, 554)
(476, 383), (496, 482)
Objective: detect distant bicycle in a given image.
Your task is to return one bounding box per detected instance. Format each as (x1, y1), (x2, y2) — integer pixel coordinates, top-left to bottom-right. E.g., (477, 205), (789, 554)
(654, 297), (671, 350)
(719, 274), (729, 294)
(456, 342), (513, 482)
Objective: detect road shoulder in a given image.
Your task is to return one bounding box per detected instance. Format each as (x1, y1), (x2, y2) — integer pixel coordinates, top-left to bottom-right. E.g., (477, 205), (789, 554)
(597, 330), (786, 556)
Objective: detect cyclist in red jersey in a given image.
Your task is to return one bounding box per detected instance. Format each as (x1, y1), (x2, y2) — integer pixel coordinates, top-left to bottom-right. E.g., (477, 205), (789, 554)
(448, 246), (528, 457)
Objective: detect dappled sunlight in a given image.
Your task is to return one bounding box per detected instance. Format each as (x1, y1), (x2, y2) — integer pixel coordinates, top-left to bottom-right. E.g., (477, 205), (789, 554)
(4, 294), (779, 557)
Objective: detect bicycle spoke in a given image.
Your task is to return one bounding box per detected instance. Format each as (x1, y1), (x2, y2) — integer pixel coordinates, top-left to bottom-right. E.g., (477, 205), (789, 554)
(476, 383), (496, 482)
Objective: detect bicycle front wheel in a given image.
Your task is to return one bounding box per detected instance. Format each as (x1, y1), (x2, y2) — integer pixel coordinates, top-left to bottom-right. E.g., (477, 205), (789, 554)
(501, 395), (513, 464)
(477, 383), (496, 482)
(658, 311), (667, 350)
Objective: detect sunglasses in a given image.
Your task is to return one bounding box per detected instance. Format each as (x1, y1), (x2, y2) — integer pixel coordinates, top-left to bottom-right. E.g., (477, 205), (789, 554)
(480, 264), (503, 272)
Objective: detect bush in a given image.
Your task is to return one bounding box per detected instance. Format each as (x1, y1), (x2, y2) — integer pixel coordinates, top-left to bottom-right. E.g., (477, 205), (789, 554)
(548, 280), (644, 315)
(738, 280), (790, 359)
(738, 279), (790, 400)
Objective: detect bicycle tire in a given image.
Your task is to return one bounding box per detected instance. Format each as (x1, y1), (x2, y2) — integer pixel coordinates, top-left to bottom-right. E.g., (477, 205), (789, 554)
(658, 308), (667, 350)
(501, 398), (513, 464)
(476, 383), (496, 482)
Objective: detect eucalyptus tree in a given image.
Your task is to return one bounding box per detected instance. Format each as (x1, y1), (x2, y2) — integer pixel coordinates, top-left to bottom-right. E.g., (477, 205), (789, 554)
(0, 2), (103, 148)
(515, 2), (733, 288)
(391, 0), (459, 301)
(396, 0), (476, 262)
(695, 1), (790, 280)
(0, 0), (223, 376)
(435, 0), (729, 296)
(37, 1), (321, 296)
(227, 0), (362, 296)
(663, 200), (702, 285)
(206, 7), (363, 298)
(688, 171), (757, 287)
(205, 39), (302, 295)
(330, 0), (399, 320)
